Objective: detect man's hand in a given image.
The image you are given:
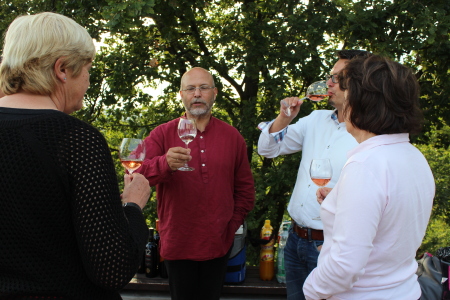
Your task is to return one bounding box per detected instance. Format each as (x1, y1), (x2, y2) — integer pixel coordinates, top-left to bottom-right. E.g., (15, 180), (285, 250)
(280, 97), (303, 119)
(269, 97), (303, 133)
(166, 146), (192, 171)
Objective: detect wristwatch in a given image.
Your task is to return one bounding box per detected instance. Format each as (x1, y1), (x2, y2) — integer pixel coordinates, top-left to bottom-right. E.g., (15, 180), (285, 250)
(122, 202), (142, 212)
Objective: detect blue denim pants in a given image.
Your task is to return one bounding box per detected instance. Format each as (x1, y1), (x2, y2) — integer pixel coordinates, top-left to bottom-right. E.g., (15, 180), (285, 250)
(284, 227), (324, 300)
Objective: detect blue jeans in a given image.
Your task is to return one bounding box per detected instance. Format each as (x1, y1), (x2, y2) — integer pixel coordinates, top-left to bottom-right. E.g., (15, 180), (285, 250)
(284, 227), (324, 300)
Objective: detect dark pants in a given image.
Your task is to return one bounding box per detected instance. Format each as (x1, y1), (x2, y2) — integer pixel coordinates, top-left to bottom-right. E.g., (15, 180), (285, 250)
(165, 247), (232, 300)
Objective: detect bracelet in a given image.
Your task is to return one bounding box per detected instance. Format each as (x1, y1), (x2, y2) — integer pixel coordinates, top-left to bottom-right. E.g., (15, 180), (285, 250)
(122, 202), (143, 212)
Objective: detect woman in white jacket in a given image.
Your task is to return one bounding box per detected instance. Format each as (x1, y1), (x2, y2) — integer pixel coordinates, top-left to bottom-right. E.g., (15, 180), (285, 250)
(303, 55), (435, 300)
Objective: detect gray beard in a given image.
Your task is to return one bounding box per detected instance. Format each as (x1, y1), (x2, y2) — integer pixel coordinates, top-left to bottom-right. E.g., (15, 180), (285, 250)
(187, 99), (213, 116)
(189, 106), (210, 117)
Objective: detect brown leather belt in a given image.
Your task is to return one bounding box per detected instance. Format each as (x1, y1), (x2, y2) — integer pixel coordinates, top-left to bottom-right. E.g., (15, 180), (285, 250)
(292, 222), (324, 241)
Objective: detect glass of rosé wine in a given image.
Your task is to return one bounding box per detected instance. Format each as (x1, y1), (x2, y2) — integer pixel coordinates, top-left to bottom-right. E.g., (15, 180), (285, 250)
(282, 80), (329, 116)
(177, 118), (197, 171)
(119, 138), (146, 174)
(310, 158), (333, 220)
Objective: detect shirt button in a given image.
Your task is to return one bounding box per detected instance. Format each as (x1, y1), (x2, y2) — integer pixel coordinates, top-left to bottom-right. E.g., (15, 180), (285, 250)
(308, 184), (311, 187)
(202, 164), (205, 167)
(200, 136), (203, 139)
(201, 150), (204, 153)
(327, 145), (330, 149)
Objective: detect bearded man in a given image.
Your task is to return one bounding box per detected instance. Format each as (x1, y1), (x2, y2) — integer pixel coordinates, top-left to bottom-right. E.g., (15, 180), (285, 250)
(136, 67), (255, 300)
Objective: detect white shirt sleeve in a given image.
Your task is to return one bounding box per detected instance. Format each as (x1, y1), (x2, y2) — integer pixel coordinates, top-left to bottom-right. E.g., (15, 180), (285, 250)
(257, 120), (283, 158)
(257, 116), (309, 158)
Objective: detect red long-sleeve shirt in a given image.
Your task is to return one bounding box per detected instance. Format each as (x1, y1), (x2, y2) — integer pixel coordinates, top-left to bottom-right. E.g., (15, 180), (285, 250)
(137, 116), (255, 261)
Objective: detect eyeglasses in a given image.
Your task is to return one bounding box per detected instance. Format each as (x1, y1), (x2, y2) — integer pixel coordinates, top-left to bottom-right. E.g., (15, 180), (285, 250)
(181, 86), (215, 94)
(325, 74), (339, 84)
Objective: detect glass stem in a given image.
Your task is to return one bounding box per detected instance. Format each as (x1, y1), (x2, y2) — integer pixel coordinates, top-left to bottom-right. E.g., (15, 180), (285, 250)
(184, 142), (189, 167)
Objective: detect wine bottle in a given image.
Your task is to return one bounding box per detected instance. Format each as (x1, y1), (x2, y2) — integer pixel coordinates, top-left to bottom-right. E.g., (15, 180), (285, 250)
(145, 228), (158, 278)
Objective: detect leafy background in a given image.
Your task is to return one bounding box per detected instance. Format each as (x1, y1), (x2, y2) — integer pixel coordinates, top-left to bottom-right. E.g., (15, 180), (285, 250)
(1, 0), (449, 265)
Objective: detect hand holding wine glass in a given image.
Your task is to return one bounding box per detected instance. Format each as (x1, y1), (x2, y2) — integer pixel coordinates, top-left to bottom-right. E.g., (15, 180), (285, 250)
(282, 80), (329, 116)
(121, 172), (151, 209)
(310, 158), (333, 220)
(119, 138), (146, 174)
(177, 118), (197, 171)
(316, 187), (332, 205)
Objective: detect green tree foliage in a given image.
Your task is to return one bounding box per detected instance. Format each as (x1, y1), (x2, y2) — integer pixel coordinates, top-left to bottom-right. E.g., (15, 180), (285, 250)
(416, 142), (450, 256)
(419, 216), (450, 256)
(331, 0), (450, 144)
(416, 143), (450, 223)
(0, 0), (449, 262)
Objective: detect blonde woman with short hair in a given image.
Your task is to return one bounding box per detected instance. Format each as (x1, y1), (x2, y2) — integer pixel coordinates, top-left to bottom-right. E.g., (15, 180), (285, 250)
(0, 12), (151, 300)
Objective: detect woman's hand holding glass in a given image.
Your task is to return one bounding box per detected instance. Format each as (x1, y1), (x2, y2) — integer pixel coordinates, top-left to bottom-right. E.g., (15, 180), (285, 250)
(316, 187), (332, 205)
(121, 173), (151, 209)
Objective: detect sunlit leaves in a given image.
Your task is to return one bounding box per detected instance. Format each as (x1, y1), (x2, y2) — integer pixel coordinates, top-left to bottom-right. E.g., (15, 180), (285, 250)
(101, 0), (155, 32)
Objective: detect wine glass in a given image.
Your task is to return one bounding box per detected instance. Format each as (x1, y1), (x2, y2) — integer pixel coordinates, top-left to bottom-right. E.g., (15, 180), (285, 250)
(119, 138), (146, 174)
(282, 80), (329, 116)
(177, 118), (197, 171)
(305, 80), (329, 102)
(310, 158), (333, 220)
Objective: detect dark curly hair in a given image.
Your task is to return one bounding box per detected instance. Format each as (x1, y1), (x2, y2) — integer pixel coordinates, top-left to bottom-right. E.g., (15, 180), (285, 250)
(338, 55), (423, 135)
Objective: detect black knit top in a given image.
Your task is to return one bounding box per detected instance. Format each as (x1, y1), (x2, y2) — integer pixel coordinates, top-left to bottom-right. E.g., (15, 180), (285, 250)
(0, 107), (148, 300)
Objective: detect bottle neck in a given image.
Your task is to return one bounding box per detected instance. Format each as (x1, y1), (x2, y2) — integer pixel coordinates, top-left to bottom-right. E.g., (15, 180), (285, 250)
(148, 229), (155, 242)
